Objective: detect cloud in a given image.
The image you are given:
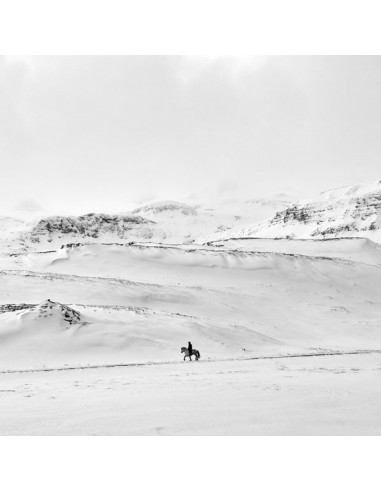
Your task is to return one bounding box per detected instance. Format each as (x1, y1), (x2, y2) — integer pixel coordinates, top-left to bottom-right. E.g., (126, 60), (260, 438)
(1, 56), (381, 213)
(174, 55), (269, 85)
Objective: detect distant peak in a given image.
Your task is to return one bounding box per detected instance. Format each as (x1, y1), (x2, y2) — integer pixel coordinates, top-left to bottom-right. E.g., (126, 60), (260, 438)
(132, 201), (198, 216)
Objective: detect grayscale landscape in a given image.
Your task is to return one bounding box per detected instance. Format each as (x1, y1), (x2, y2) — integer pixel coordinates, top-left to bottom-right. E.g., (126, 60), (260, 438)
(0, 56), (380, 435)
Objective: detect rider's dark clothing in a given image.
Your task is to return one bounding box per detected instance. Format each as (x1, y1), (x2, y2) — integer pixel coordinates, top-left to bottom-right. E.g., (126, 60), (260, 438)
(188, 342), (193, 356)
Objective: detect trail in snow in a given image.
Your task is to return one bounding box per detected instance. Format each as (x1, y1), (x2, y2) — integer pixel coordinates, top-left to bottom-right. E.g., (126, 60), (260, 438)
(1, 348), (380, 375)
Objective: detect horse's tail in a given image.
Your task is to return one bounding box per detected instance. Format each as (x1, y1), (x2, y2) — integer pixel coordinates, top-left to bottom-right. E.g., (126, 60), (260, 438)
(197, 350), (201, 359)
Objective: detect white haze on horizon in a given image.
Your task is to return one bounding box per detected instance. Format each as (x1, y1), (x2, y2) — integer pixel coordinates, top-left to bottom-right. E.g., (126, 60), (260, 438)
(1, 55), (381, 216)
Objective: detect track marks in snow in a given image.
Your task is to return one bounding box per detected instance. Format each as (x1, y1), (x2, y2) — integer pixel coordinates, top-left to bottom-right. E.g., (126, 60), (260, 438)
(1, 348), (380, 375)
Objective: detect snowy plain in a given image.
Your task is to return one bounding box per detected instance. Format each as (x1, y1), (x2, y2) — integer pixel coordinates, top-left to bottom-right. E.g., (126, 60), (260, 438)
(1, 353), (381, 435)
(0, 188), (381, 435)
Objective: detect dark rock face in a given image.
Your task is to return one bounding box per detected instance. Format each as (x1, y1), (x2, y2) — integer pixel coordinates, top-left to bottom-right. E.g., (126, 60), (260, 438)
(30, 213), (155, 241)
(271, 205), (313, 225)
(0, 303), (35, 313)
(31, 300), (83, 325)
(266, 188), (381, 238)
(0, 301), (84, 326)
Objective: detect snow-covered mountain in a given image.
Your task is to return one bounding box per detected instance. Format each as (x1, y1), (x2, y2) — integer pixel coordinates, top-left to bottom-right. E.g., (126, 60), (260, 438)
(28, 213), (157, 247)
(208, 180), (381, 243)
(0, 196), (295, 253)
(2, 181), (380, 253)
(129, 197), (295, 244)
(25, 206), (218, 248)
(132, 200), (198, 217)
(0, 211), (173, 252)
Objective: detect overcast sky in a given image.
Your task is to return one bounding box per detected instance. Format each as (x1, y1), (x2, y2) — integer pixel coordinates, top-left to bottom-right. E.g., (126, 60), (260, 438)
(1, 56), (381, 214)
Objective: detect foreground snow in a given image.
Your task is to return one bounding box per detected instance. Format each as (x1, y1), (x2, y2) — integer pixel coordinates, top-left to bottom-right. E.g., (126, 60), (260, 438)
(1, 352), (380, 435)
(0, 203), (380, 434)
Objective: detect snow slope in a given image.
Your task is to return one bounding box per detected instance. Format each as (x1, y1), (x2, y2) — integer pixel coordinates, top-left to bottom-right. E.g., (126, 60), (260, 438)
(207, 237), (381, 266)
(1, 183), (381, 435)
(209, 180), (381, 243)
(128, 195), (295, 244)
(1, 240), (381, 370)
(0, 216), (32, 254)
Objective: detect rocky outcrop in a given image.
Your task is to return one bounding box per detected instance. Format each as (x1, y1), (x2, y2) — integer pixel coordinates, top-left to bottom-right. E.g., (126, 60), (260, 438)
(30, 213), (155, 243)
(210, 180), (381, 242)
(21, 299), (83, 325)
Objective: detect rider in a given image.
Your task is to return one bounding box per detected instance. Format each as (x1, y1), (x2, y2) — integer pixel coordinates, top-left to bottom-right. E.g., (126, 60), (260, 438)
(188, 341), (193, 360)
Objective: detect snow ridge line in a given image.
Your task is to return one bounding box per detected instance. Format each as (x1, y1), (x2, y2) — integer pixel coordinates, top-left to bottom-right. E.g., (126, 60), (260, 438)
(1, 349), (380, 375)
(0, 269), (162, 288)
(4, 241), (379, 268)
(0, 302), (197, 319)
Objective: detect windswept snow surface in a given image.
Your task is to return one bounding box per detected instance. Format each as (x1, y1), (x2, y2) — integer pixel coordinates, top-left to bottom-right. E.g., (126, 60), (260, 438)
(1, 353), (381, 435)
(1, 185), (381, 434)
(1, 241), (381, 372)
(207, 237), (381, 266)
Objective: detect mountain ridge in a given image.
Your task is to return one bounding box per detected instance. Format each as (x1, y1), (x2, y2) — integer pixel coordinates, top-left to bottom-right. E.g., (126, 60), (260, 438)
(208, 180), (381, 243)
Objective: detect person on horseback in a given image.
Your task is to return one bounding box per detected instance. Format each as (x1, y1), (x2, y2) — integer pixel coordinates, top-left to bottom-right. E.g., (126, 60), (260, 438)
(188, 341), (193, 360)
(181, 344), (200, 361)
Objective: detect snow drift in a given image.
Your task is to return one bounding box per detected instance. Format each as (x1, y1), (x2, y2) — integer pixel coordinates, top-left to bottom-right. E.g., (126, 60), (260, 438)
(1, 237), (381, 370)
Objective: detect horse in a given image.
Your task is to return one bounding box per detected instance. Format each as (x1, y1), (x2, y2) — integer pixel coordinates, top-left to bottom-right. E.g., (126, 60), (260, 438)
(181, 347), (201, 361)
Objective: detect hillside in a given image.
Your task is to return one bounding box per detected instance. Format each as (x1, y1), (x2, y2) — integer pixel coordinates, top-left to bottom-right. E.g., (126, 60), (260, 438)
(23, 213), (160, 249)
(0, 195), (295, 253)
(1, 239), (381, 370)
(208, 180), (381, 243)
